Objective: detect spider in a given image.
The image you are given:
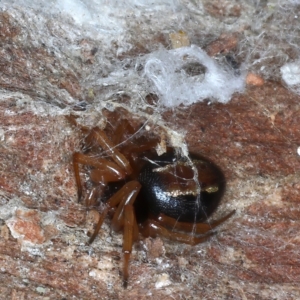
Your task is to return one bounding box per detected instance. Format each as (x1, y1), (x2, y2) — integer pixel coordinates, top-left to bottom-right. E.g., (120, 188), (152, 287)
(70, 110), (234, 288)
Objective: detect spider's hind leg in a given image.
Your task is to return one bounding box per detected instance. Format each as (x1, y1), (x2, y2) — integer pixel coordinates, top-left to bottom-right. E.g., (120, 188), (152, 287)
(140, 219), (215, 246)
(140, 210), (235, 246)
(157, 210), (236, 234)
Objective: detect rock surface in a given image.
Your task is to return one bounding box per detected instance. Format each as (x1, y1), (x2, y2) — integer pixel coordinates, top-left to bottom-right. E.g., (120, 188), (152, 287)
(1, 2), (300, 299)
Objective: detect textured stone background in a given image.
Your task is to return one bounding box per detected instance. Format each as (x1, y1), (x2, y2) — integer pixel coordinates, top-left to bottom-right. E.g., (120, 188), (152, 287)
(0, 1), (300, 299)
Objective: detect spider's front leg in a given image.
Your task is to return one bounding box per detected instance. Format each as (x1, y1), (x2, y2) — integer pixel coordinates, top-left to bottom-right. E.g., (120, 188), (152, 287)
(88, 180), (140, 243)
(123, 204), (138, 288)
(72, 123), (146, 287)
(85, 127), (133, 175)
(88, 180), (141, 288)
(73, 126), (134, 202)
(73, 152), (126, 202)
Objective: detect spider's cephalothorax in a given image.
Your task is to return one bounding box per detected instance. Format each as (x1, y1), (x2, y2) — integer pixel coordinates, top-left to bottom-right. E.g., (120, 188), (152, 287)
(71, 113), (234, 287)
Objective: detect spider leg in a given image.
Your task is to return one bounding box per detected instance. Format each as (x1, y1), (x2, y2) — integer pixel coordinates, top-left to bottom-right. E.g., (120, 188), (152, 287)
(122, 137), (160, 155)
(121, 137), (160, 177)
(111, 117), (158, 154)
(84, 186), (100, 207)
(88, 180), (140, 287)
(141, 220), (215, 246)
(111, 181), (141, 232)
(139, 210), (235, 246)
(88, 181), (141, 243)
(85, 127), (133, 175)
(157, 210), (236, 234)
(88, 205), (110, 244)
(73, 152), (126, 202)
(112, 118), (136, 145)
(123, 204), (138, 288)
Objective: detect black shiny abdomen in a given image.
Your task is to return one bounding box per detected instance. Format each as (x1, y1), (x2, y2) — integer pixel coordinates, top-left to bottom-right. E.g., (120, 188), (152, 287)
(136, 152), (225, 223)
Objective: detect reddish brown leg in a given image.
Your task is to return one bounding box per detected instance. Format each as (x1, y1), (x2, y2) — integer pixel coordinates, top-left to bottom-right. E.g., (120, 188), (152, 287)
(85, 127), (133, 175)
(111, 181), (141, 232)
(110, 116), (160, 158)
(132, 212), (139, 242)
(141, 220), (215, 245)
(122, 137), (160, 155)
(111, 119), (136, 146)
(121, 138), (161, 177)
(108, 181), (141, 287)
(123, 205), (137, 288)
(66, 114), (90, 134)
(73, 152), (126, 202)
(157, 210), (236, 234)
(88, 206), (110, 244)
(84, 186), (100, 208)
(88, 181), (140, 287)
(88, 181), (141, 244)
